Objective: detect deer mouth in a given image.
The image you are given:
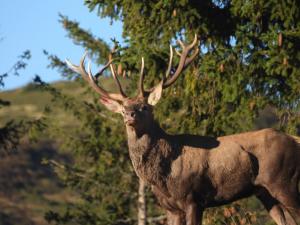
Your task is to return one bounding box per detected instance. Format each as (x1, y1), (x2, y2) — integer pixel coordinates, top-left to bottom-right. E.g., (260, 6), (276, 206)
(125, 119), (137, 126)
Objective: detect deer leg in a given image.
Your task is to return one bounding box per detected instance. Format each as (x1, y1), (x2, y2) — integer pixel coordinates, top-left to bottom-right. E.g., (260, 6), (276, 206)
(280, 205), (298, 225)
(185, 204), (203, 225)
(266, 184), (300, 219)
(275, 192), (300, 220)
(256, 190), (288, 225)
(167, 211), (185, 225)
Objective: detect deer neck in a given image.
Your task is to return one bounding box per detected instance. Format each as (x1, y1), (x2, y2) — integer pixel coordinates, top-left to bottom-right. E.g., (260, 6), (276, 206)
(126, 121), (170, 184)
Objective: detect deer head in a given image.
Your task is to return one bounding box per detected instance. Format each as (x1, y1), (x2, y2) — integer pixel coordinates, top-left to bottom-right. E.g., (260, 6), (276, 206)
(66, 35), (199, 135)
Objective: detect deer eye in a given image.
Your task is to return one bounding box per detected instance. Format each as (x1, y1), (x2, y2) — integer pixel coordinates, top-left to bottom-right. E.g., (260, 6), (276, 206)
(140, 105), (148, 111)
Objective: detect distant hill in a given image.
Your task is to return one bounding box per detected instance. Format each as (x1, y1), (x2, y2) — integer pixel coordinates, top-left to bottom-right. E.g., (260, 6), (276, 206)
(0, 81), (84, 125)
(0, 78), (130, 125)
(0, 81), (84, 225)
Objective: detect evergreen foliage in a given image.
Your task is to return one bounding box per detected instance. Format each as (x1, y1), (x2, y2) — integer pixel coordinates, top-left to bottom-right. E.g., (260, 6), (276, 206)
(84, 0), (300, 135)
(0, 50), (44, 152)
(41, 0), (300, 224)
(35, 75), (139, 224)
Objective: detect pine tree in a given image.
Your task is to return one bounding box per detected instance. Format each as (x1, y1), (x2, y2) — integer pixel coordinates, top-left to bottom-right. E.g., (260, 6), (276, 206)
(84, 0), (300, 135)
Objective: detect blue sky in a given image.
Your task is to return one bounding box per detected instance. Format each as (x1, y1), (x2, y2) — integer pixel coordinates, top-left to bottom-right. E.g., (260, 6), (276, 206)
(0, 0), (123, 90)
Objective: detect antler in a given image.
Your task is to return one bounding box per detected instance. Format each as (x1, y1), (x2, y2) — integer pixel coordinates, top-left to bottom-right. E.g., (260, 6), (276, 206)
(138, 34), (199, 96)
(162, 34), (199, 88)
(108, 52), (128, 98)
(138, 57), (145, 97)
(66, 51), (127, 102)
(67, 36), (198, 101)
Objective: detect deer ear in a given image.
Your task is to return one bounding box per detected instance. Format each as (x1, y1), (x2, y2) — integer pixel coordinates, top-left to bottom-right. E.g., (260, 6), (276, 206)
(147, 81), (163, 106)
(99, 97), (123, 114)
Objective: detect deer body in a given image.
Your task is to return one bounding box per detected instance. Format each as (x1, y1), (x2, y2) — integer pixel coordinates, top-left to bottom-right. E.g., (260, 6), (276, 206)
(127, 119), (300, 224)
(67, 35), (300, 225)
(127, 122), (256, 208)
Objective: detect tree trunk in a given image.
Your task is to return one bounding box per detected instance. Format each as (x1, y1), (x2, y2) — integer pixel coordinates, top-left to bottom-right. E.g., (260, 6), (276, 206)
(138, 178), (147, 225)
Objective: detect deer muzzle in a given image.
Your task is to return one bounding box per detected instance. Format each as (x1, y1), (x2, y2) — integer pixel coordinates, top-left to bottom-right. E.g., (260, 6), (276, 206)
(124, 110), (137, 126)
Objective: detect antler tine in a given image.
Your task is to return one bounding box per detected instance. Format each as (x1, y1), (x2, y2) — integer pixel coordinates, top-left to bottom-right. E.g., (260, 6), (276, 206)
(66, 52), (106, 97)
(65, 52), (88, 75)
(165, 45), (173, 79)
(162, 34), (199, 89)
(188, 33), (198, 49)
(182, 47), (199, 66)
(87, 60), (110, 96)
(175, 48), (181, 57)
(175, 34), (198, 55)
(109, 63), (127, 98)
(66, 52), (125, 102)
(138, 57), (146, 97)
(94, 59), (113, 80)
(177, 39), (185, 49)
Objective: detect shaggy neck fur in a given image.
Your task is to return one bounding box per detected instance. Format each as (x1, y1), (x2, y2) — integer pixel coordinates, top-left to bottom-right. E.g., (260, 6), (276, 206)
(126, 121), (172, 191)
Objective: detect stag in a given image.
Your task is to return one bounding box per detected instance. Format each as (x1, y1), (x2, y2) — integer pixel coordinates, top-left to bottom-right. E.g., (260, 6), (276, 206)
(66, 35), (300, 225)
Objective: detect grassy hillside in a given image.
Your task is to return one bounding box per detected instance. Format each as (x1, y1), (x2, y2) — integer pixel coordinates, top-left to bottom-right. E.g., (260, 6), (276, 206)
(0, 81), (83, 125)
(0, 78), (131, 225)
(0, 81), (85, 224)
